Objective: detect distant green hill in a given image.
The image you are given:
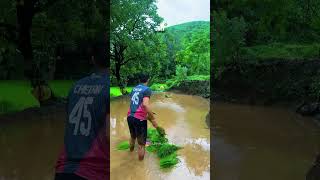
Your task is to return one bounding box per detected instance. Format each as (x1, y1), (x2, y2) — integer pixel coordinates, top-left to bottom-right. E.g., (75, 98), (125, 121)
(158, 21), (209, 59)
(164, 21), (209, 48)
(166, 21), (210, 32)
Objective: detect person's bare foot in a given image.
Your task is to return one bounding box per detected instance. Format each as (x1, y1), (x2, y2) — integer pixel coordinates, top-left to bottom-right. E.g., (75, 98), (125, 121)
(138, 154), (144, 161)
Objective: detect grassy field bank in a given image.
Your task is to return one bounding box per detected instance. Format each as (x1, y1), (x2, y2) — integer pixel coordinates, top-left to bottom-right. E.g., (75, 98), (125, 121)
(0, 80), (133, 114)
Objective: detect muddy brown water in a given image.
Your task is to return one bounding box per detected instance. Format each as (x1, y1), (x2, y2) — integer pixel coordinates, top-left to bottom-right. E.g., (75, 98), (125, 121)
(110, 93), (210, 180)
(1, 94), (319, 180)
(0, 106), (65, 180)
(213, 102), (320, 180)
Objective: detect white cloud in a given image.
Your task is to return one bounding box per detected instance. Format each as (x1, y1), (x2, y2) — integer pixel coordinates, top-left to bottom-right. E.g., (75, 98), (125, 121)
(156, 0), (210, 27)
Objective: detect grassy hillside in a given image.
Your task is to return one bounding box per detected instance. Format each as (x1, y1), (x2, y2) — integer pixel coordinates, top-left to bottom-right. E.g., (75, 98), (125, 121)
(162, 21), (210, 50)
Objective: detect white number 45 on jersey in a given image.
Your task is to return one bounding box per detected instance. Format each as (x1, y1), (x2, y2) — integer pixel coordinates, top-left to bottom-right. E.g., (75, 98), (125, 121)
(131, 92), (140, 105)
(69, 97), (93, 136)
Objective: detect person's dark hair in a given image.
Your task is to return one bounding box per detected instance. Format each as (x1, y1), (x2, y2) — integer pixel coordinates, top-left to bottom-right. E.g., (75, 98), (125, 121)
(90, 33), (109, 68)
(138, 73), (150, 83)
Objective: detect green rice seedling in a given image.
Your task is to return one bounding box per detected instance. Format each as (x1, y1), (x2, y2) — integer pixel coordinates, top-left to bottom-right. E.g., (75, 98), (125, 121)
(118, 128), (182, 169)
(117, 141), (130, 151)
(148, 128), (168, 144)
(156, 126), (166, 137)
(146, 145), (158, 152)
(157, 143), (181, 158)
(159, 153), (179, 169)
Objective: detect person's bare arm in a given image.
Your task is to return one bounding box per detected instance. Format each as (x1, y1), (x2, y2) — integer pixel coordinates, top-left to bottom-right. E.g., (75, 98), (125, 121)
(142, 97), (158, 128)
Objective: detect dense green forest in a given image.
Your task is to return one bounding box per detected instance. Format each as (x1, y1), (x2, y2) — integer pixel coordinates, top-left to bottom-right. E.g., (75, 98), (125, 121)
(0, 0), (108, 108)
(0, 0), (210, 113)
(212, 0), (320, 105)
(212, 0), (320, 70)
(0, 0), (107, 80)
(110, 0), (209, 92)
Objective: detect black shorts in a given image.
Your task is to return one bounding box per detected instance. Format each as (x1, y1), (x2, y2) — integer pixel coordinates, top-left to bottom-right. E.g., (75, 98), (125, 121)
(127, 116), (147, 145)
(55, 173), (87, 180)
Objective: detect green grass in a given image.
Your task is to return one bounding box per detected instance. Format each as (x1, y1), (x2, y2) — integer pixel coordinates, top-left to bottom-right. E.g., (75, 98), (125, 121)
(0, 80), (39, 114)
(186, 75), (210, 81)
(150, 83), (169, 91)
(110, 87), (133, 97)
(0, 75), (207, 114)
(0, 80), (133, 114)
(241, 43), (320, 61)
(49, 80), (75, 97)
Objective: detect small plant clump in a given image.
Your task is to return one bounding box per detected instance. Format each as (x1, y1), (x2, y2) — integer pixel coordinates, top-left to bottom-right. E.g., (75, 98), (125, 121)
(159, 153), (179, 169)
(116, 140), (130, 150)
(117, 128), (182, 169)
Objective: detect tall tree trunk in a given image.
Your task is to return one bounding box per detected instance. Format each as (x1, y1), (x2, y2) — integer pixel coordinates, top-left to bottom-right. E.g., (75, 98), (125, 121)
(115, 56), (128, 95)
(16, 0), (54, 105)
(113, 44), (128, 95)
(16, 0), (34, 79)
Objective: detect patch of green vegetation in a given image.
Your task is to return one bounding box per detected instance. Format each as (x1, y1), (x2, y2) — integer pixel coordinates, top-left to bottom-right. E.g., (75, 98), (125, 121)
(159, 153), (179, 169)
(49, 80), (75, 97)
(165, 79), (179, 89)
(147, 128), (182, 169)
(0, 80), (75, 114)
(148, 128), (168, 144)
(186, 75), (210, 81)
(110, 87), (133, 97)
(157, 144), (181, 158)
(0, 80), (39, 114)
(146, 144), (158, 152)
(241, 43), (320, 61)
(117, 140), (130, 151)
(0, 80), (134, 114)
(117, 128), (181, 168)
(150, 83), (169, 91)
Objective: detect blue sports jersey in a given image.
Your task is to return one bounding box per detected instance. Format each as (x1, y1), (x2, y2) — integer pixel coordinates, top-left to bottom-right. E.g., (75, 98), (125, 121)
(127, 84), (152, 120)
(56, 72), (109, 180)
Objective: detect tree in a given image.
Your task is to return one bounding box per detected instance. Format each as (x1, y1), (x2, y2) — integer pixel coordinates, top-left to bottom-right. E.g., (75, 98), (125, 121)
(176, 28), (210, 75)
(110, 0), (163, 93)
(0, 0), (107, 104)
(212, 11), (247, 79)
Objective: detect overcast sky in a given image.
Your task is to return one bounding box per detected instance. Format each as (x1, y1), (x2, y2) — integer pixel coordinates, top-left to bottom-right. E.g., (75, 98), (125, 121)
(156, 0), (210, 27)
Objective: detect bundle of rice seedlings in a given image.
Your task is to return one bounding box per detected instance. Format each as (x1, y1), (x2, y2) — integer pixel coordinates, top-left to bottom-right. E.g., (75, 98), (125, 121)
(117, 128), (182, 169)
(157, 143), (181, 158)
(146, 144), (158, 152)
(117, 140), (130, 151)
(149, 128), (168, 143)
(159, 153), (179, 169)
(156, 126), (166, 137)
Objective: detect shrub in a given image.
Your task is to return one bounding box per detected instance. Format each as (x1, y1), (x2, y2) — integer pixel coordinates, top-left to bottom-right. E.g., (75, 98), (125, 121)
(175, 65), (188, 81)
(150, 83), (169, 91)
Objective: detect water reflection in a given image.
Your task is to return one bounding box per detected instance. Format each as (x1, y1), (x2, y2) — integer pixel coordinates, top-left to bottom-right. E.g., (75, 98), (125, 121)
(213, 102), (320, 180)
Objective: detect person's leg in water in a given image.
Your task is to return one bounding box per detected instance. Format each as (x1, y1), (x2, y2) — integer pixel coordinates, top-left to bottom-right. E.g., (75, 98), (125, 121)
(137, 120), (147, 161)
(129, 137), (136, 152)
(127, 116), (137, 152)
(138, 144), (145, 161)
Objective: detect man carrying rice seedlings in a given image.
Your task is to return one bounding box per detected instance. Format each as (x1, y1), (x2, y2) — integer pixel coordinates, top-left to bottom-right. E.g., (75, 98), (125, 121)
(127, 73), (159, 160)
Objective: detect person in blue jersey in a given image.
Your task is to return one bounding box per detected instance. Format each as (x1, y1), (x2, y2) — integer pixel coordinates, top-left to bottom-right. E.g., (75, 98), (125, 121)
(127, 74), (158, 160)
(55, 35), (109, 180)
